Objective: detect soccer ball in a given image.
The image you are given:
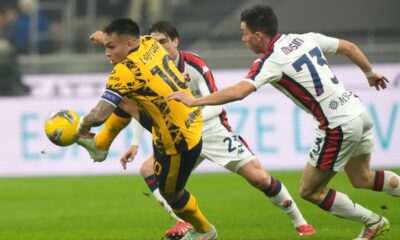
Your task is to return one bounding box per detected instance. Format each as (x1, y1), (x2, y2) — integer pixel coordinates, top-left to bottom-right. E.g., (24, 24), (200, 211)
(45, 109), (80, 146)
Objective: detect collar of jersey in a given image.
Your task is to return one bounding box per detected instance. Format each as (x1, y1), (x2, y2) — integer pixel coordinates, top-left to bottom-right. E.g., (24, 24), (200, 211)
(263, 33), (282, 55)
(128, 44), (140, 54)
(177, 50), (185, 72)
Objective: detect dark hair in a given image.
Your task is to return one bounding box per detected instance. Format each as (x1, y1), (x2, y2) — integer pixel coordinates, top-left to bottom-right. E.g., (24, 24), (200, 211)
(240, 5), (278, 37)
(148, 20), (179, 40)
(104, 18), (140, 37)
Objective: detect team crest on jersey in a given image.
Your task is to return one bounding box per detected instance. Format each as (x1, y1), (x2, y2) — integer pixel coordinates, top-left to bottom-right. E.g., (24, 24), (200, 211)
(329, 99), (339, 111)
(184, 73), (190, 82)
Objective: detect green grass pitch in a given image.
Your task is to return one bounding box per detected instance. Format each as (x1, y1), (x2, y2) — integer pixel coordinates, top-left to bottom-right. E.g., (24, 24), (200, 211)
(0, 170), (398, 239)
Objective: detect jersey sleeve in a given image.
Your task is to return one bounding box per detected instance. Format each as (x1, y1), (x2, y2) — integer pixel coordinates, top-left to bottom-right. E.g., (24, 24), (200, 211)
(130, 119), (144, 146)
(202, 105), (223, 122)
(183, 52), (223, 119)
(307, 32), (339, 54)
(242, 58), (282, 90)
(102, 63), (135, 107)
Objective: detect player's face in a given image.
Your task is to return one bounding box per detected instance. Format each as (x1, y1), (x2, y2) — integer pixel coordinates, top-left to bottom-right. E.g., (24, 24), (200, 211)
(103, 33), (133, 65)
(241, 22), (264, 54)
(150, 32), (179, 60)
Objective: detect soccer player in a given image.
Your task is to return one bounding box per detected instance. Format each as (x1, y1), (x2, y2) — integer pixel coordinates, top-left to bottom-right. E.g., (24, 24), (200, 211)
(76, 18), (217, 240)
(122, 21), (315, 238)
(168, 5), (399, 240)
(82, 21), (316, 239)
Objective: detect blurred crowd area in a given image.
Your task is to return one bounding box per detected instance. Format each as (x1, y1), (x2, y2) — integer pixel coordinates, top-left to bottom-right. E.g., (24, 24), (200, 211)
(0, 0), (187, 55)
(0, 0), (399, 96)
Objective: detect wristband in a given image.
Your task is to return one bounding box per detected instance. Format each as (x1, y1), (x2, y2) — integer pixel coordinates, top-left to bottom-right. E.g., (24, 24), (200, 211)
(364, 69), (376, 78)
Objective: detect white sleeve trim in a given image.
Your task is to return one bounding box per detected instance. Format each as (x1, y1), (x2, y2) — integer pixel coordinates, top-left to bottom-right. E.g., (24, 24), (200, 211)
(202, 105), (223, 122)
(131, 119), (144, 146)
(241, 78), (260, 90)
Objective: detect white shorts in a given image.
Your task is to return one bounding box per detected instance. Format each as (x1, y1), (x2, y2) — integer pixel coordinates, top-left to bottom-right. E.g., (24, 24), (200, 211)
(308, 112), (374, 172)
(196, 126), (255, 172)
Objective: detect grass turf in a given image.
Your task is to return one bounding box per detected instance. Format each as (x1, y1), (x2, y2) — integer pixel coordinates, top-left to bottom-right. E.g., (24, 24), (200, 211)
(0, 170), (398, 240)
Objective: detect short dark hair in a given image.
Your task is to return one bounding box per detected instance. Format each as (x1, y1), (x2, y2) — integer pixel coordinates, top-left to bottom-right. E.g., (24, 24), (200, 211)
(104, 18), (140, 37)
(240, 5), (278, 37)
(148, 20), (179, 40)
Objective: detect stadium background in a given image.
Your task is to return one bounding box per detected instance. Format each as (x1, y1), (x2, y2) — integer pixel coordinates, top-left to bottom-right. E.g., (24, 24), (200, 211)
(0, 1), (399, 239)
(0, 0), (399, 176)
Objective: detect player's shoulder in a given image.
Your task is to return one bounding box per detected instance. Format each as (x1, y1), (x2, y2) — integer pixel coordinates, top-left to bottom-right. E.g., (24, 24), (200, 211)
(181, 50), (207, 66)
(141, 35), (156, 43)
(280, 32), (320, 42)
(109, 60), (135, 81)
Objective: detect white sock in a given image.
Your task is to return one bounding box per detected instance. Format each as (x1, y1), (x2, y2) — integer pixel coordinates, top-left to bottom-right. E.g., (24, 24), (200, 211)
(328, 191), (378, 224)
(382, 171), (400, 196)
(268, 184), (307, 227)
(152, 188), (181, 221)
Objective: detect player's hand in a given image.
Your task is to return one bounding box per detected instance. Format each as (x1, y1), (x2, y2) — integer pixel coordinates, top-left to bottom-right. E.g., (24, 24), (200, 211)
(168, 91), (196, 107)
(78, 131), (95, 138)
(120, 145), (139, 170)
(89, 31), (105, 45)
(77, 116), (91, 134)
(367, 72), (389, 91)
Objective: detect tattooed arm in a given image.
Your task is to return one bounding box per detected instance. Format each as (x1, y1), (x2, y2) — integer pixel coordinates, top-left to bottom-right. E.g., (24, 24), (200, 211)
(78, 100), (116, 134)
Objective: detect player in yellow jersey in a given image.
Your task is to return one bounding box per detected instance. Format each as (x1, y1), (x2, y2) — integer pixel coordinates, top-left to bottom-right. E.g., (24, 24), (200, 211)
(81, 21), (316, 239)
(76, 18), (217, 240)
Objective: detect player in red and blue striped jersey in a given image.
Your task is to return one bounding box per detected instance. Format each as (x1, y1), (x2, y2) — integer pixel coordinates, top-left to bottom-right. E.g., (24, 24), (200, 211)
(120, 20), (315, 239)
(168, 5), (398, 240)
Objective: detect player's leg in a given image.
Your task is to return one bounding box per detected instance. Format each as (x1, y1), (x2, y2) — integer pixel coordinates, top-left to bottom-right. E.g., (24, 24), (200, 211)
(96, 107), (132, 150)
(140, 154), (180, 221)
(139, 154), (193, 239)
(95, 96), (143, 149)
(345, 153), (399, 196)
(304, 115), (390, 239)
(300, 163), (389, 240)
(154, 141), (217, 239)
(343, 154), (393, 239)
(237, 160), (315, 236)
(300, 163), (376, 221)
(343, 113), (400, 196)
(77, 106), (133, 161)
(201, 130), (315, 235)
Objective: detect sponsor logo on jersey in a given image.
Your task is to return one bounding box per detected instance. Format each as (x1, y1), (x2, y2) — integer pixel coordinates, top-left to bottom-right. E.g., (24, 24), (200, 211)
(184, 73), (191, 82)
(328, 91), (353, 111)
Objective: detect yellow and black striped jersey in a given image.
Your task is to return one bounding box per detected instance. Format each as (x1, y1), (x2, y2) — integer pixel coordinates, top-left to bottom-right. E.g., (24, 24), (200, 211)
(102, 36), (202, 154)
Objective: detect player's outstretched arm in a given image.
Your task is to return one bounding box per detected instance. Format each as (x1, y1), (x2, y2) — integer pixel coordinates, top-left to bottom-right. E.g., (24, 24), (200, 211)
(336, 39), (389, 91)
(168, 81), (256, 107)
(77, 100), (116, 134)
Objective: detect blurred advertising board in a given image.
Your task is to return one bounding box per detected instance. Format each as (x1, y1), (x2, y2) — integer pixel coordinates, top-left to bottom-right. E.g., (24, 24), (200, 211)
(1, 64), (399, 177)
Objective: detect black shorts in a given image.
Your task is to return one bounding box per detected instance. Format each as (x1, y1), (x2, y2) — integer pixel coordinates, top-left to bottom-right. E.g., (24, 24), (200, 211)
(138, 110), (153, 132)
(153, 139), (202, 193)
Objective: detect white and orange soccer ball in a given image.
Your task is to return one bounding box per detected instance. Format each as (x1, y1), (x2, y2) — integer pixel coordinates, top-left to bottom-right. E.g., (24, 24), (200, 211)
(45, 109), (80, 146)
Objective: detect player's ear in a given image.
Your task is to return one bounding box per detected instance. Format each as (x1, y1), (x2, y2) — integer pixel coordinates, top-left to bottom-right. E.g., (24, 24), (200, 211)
(255, 31), (263, 41)
(127, 38), (138, 49)
(172, 37), (179, 47)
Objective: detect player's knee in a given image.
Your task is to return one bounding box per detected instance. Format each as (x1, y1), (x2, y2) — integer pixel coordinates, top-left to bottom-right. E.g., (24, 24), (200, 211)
(241, 168), (271, 190)
(139, 164), (154, 177)
(299, 185), (316, 202)
(256, 176), (271, 190)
